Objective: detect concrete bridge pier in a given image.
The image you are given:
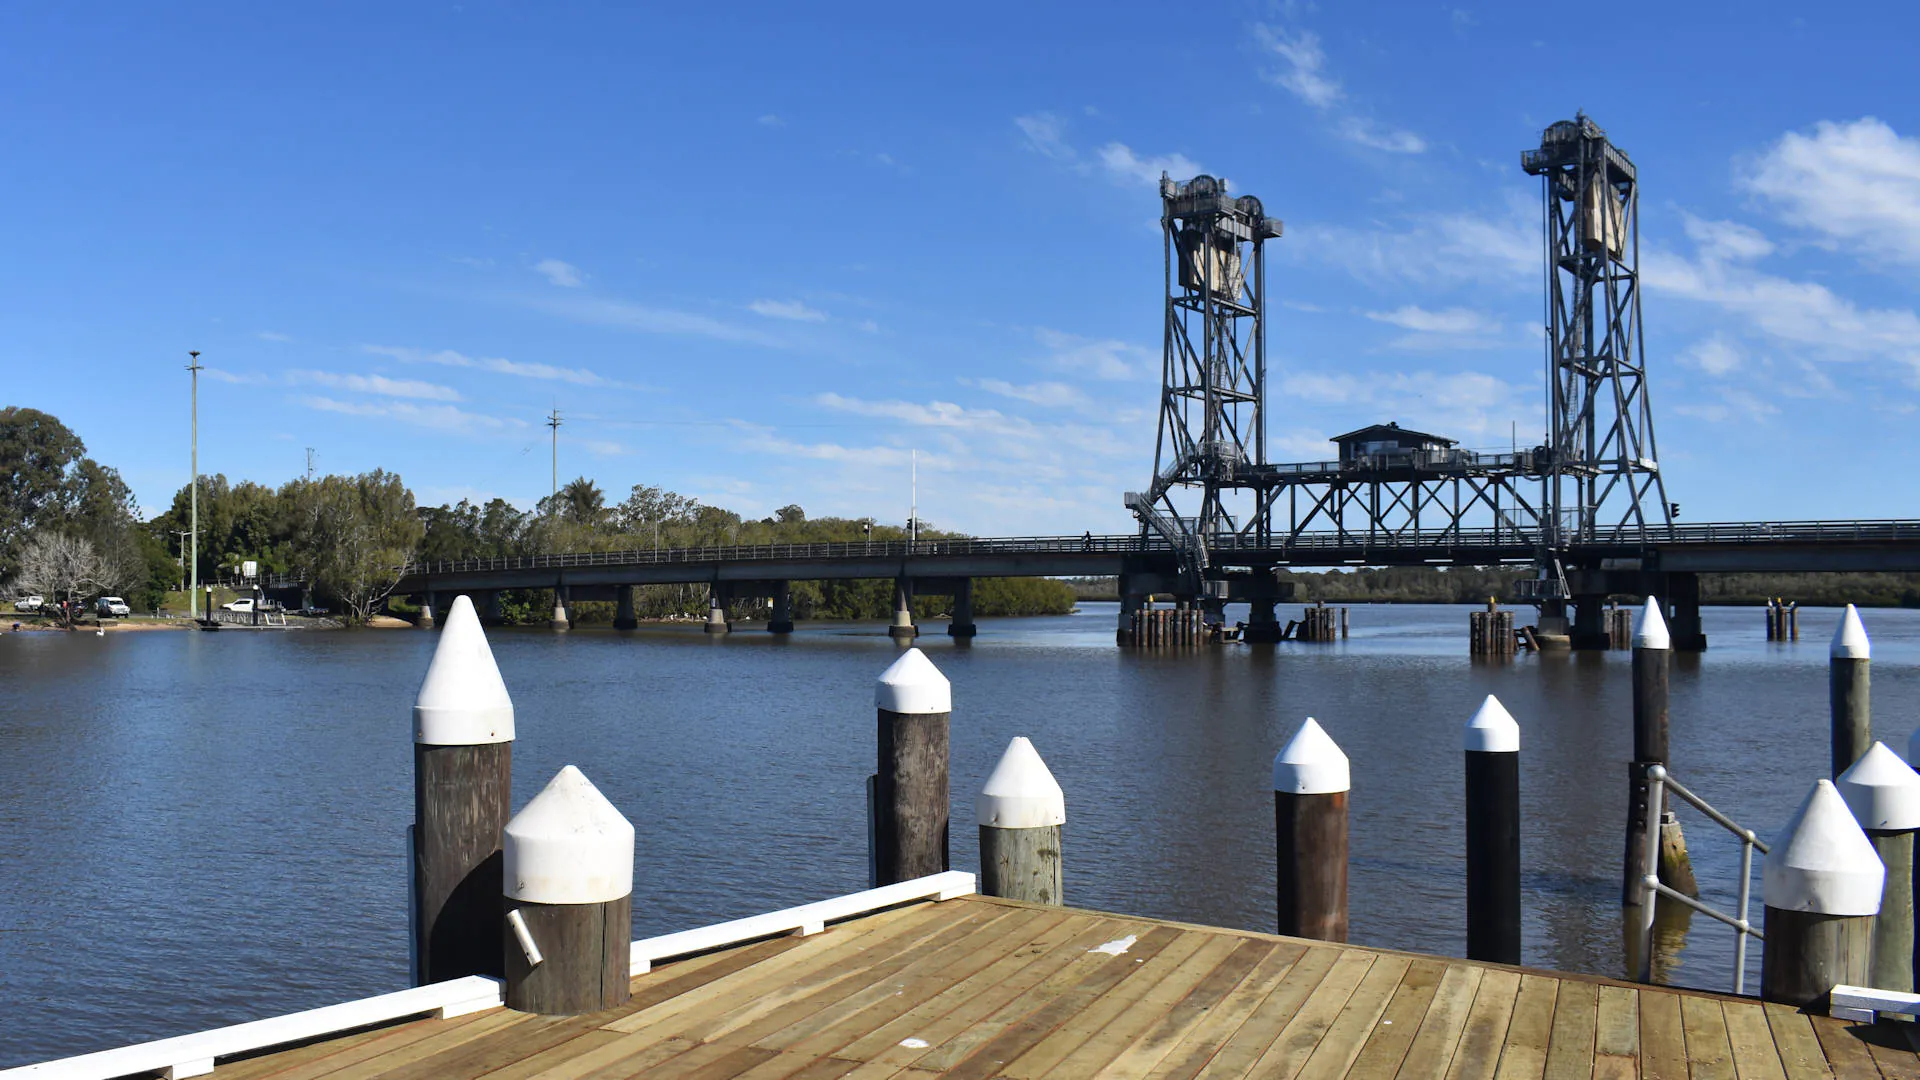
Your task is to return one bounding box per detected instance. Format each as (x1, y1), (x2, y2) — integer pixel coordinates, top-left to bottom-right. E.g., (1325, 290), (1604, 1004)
(948, 578), (976, 639)
(1667, 573), (1707, 651)
(1117, 586), (1144, 645)
(419, 590), (437, 629)
(1243, 597), (1283, 643)
(481, 591), (504, 626)
(888, 578), (918, 642)
(704, 586), (731, 634)
(614, 586), (638, 630)
(551, 585), (571, 631)
(1571, 595), (1608, 650)
(769, 582), (795, 634)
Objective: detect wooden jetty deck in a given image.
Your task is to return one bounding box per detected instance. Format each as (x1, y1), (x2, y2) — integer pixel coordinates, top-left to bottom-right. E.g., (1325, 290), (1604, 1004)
(130, 896), (1920, 1080)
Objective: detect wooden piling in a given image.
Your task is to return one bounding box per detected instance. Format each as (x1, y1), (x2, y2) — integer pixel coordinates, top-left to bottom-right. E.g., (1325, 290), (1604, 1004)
(412, 595), (514, 984)
(1625, 599), (1696, 904)
(1831, 605), (1872, 777)
(976, 737), (1065, 905)
(1836, 743), (1920, 994)
(1762, 779), (1884, 1009)
(874, 649), (950, 884)
(1464, 696), (1522, 965)
(502, 766), (634, 1015)
(1273, 718), (1349, 942)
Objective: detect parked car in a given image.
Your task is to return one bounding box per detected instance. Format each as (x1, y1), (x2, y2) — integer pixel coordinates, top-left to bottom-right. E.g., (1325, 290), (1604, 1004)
(96, 596), (130, 617)
(222, 598), (254, 613)
(292, 605), (330, 617)
(12, 595), (44, 612)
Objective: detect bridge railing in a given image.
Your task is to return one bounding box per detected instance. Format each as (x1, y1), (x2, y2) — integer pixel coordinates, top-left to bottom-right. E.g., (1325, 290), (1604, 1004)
(394, 518), (1920, 579)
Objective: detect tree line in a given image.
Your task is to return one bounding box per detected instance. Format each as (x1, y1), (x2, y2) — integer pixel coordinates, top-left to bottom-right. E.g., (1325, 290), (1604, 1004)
(0, 408), (1075, 625)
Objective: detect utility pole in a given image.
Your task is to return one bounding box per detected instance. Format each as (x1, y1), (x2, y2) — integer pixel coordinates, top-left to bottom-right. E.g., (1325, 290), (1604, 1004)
(170, 530), (192, 592)
(187, 351), (203, 619)
(546, 409), (562, 507)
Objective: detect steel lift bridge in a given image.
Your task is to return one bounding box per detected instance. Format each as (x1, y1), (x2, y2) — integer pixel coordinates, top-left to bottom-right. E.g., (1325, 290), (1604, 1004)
(1127, 115), (1691, 647)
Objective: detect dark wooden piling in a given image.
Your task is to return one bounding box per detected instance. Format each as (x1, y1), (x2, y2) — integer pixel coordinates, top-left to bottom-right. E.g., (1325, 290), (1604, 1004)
(412, 595), (514, 984)
(875, 648), (950, 884)
(1464, 696), (1521, 964)
(976, 737), (1065, 905)
(1273, 718), (1350, 942)
(1762, 779), (1884, 1009)
(1625, 599), (1696, 904)
(502, 766), (634, 1015)
(1831, 604), (1871, 777)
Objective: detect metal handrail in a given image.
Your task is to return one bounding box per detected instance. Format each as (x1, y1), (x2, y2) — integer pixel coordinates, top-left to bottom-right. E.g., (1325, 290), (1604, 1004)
(1637, 765), (1769, 994)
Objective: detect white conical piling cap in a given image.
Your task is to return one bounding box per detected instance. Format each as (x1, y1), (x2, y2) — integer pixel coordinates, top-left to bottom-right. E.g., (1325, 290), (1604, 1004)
(1272, 718), (1350, 794)
(876, 648), (951, 714)
(1836, 742), (1920, 831)
(413, 595), (514, 745)
(1463, 695), (1520, 753)
(1763, 779), (1884, 916)
(1632, 598), (1669, 650)
(504, 766), (635, 904)
(976, 737), (1066, 829)
(1832, 604), (1871, 660)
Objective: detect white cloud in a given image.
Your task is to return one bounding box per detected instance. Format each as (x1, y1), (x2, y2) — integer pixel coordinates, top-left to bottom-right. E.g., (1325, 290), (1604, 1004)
(857, 318), (881, 334)
(1015, 112), (1072, 160)
(1097, 142), (1202, 187)
(1745, 117), (1920, 264)
(1681, 214), (1774, 262)
(967, 378), (1092, 410)
(516, 294), (785, 348)
(301, 396), (526, 435)
(756, 114), (784, 127)
(202, 368), (270, 385)
(1679, 336), (1743, 377)
(1364, 306), (1500, 335)
(256, 331), (292, 343)
(1035, 327), (1151, 380)
(1256, 25), (1341, 108)
(363, 345), (633, 389)
(1674, 387), (1778, 424)
(1293, 200), (1535, 288)
(749, 298), (828, 322)
(289, 370), (463, 401)
(533, 258), (584, 288)
(1277, 369), (1530, 440)
(1337, 118), (1427, 155)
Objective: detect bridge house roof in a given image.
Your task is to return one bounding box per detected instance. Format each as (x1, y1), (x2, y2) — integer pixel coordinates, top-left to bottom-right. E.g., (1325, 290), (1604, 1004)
(1329, 422), (1457, 448)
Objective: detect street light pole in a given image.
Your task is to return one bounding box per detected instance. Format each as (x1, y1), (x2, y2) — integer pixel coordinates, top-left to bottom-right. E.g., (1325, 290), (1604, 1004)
(187, 351), (203, 619)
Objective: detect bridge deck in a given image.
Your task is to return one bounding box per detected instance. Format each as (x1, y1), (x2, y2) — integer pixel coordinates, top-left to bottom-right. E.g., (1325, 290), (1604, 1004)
(196, 896), (1914, 1079)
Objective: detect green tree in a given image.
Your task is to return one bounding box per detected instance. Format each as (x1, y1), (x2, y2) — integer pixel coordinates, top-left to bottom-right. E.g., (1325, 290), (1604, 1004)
(285, 470), (424, 623)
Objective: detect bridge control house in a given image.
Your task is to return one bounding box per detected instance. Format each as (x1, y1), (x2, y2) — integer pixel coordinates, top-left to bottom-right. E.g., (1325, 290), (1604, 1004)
(1329, 422), (1461, 470)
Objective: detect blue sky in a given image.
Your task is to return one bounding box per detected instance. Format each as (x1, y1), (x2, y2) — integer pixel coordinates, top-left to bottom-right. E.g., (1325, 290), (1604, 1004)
(6, 2), (1919, 535)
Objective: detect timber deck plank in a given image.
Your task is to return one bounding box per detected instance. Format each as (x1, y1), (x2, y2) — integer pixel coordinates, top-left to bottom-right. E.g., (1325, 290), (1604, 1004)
(128, 896), (1911, 1080)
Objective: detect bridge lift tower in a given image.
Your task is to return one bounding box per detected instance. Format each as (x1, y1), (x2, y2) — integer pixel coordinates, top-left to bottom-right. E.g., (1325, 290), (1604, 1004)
(1125, 173), (1284, 623)
(1521, 114), (1675, 639)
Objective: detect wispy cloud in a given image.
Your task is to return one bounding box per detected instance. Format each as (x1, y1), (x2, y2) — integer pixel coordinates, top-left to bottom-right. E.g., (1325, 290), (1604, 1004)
(1745, 117), (1920, 265)
(514, 294), (786, 348)
(256, 331), (292, 343)
(749, 298), (828, 322)
(362, 345), (636, 389)
(1257, 25), (1341, 108)
(756, 114), (784, 127)
(1363, 305), (1504, 349)
(965, 378), (1092, 410)
(289, 369), (463, 401)
(1253, 22), (1426, 155)
(1290, 198), (1535, 288)
(202, 367), (270, 385)
(1035, 327), (1151, 380)
(1015, 112), (1073, 160)
(1097, 142), (1202, 187)
(1278, 369), (1531, 440)
(1679, 336), (1743, 377)
(1674, 387), (1779, 424)
(301, 396), (527, 434)
(533, 258), (584, 288)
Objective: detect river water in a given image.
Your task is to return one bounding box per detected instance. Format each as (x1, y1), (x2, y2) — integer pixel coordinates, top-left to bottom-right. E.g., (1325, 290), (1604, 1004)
(3, 602), (1919, 1065)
